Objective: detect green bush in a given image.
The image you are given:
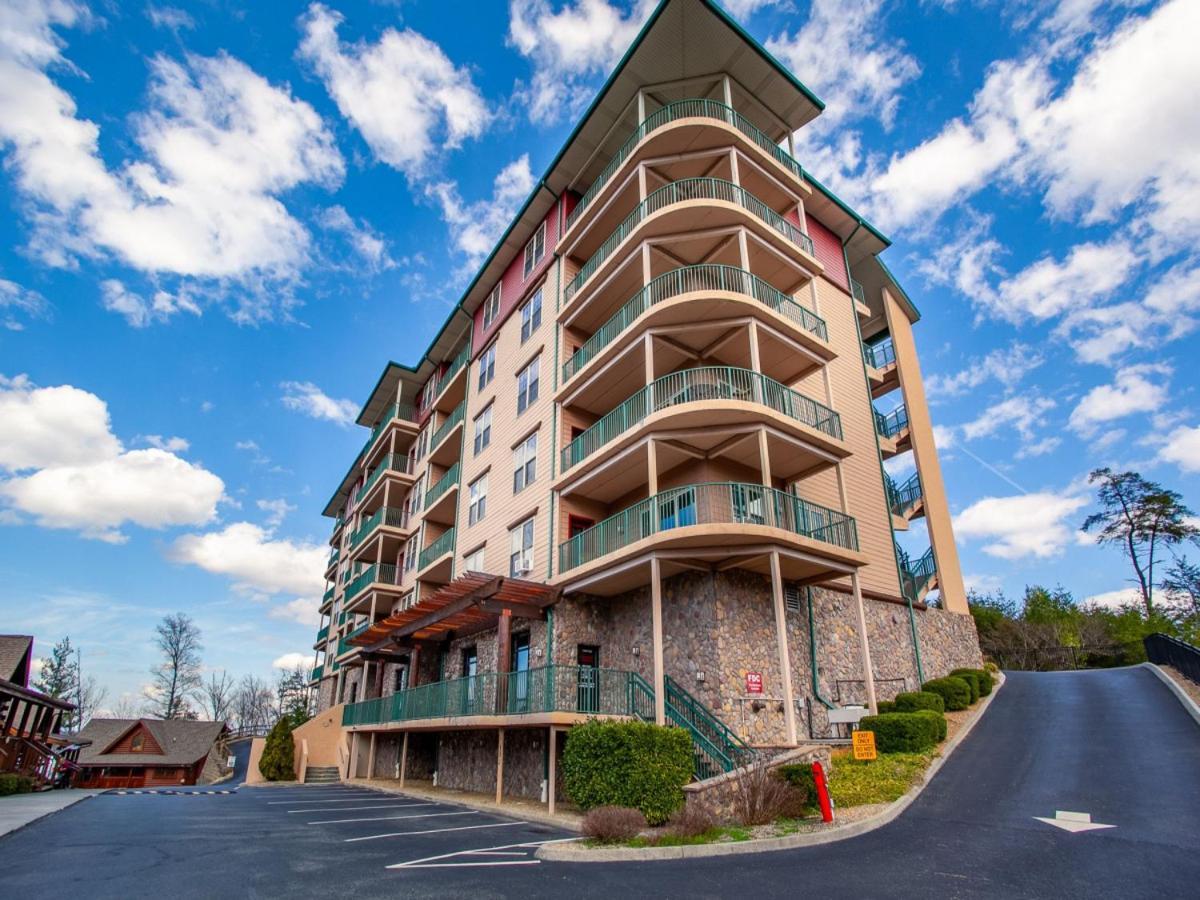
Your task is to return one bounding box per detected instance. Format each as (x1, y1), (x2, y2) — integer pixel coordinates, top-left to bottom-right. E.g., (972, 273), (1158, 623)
(0, 773), (35, 796)
(856, 712), (939, 753)
(952, 667), (993, 696)
(912, 708), (947, 742)
(259, 716), (298, 781)
(562, 720), (693, 825)
(776, 762), (817, 802)
(876, 700), (897, 714)
(921, 676), (971, 711)
(951, 670), (980, 702)
(894, 691), (945, 714)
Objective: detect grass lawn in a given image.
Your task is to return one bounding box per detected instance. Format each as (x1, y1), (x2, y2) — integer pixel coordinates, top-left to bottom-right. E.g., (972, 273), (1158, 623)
(827, 749), (935, 807)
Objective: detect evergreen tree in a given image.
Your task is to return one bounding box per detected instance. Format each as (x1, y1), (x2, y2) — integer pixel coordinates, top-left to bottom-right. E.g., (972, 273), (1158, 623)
(35, 637), (79, 731)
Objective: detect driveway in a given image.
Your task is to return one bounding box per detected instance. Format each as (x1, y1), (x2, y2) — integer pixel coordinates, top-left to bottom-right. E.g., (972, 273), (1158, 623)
(1, 667), (1197, 898)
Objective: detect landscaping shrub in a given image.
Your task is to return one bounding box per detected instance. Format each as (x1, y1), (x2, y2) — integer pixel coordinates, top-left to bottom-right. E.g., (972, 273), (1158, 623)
(894, 691), (945, 714)
(876, 700), (896, 714)
(562, 720), (693, 825)
(0, 773), (35, 796)
(776, 762), (816, 806)
(730, 763), (810, 826)
(952, 667), (993, 696)
(950, 670), (980, 702)
(856, 712), (939, 753)
(259, 716), (298, 781)
(921, 676), (971, 711)
(666, 802), (718, 838)
(912, 708), (947, 742)
(582, 806), (646, 843)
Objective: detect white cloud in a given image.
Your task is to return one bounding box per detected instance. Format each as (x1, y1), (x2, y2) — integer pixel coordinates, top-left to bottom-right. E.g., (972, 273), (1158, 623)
(269, 598), (321, 628)
(280, 380), (357, 425)
(955, 490), (1088, 559)
(168, 521), (327, 598)
(1158, 424), (1200, 473)
(1081, 587), (1142, 611)
(426, 155), (535, 270)
(1068, 364), (1170, 436)
(960, 393), (1056, 443)
(257, 498), (295, 528)
(925, 341), (1045, 399)
(100, 279), (201, 328)
(142, 434), (189, 453)
(0, 374), (122, 471)
(768, 0), (920, 133)
(508, 0), (655, 124)
(298, 3), (490, 178)
(145, 5), (194, 31)
(963, 573), (1002, 595)
(271, 652), (312, 670)
(316, 205), (393, 271)
(0, 277), (51, 330)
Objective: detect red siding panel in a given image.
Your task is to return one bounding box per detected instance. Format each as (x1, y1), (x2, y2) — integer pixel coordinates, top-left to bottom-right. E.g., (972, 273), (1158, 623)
(807, 215), (848, 292)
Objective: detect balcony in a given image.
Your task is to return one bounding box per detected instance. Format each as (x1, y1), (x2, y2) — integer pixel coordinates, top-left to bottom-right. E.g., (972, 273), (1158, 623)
(563, 178), (817, 307)
(356, 453), (414, 507)
(343, 664), (645, 729)
(418, 527), (456, 580)
(429, 402), (465, 466)
(325, 547), (339, 576)
(361, 401), (419, 467)
(423, 463), (460, 525)
(336, 621), (373, 659)
(322, 586), (334, 604)
(874, 403), (911, 458)
(898, 545), (937, 604)
(310, 664), (324, 683)
(562, 265), (829, 386)
(560, 367), (844, 477)
(558, 482), (862, 592)
(565, 98), (808, 236)
(350, 506), (411, 556)
(429, 344), (470, 414)
(863, 336), (899, 398)
(344, 562), (403, 606)
(316, 624), (329, 643)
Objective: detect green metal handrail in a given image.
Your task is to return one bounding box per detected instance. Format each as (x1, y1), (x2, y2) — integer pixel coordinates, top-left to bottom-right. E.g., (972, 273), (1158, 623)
(430, 402), (465, 449)
(561, 367), (842, 471)
(850, 278), (866, 304)
(628, 672), (750, 780)
(424, 463), (460, 510)
(418, 528), (456, 570)
(874, 403), (909, 438)
(322, 587), (334, 603)
(350, 506), (409, 549)
(559, 482), (858, 572)
(360, 401), (418, 458)
(886, 472), (922, 516)
(562, 265), (827, 382)
(310, 664), (323, 682)
(863, 336), (896, 370)
(336, 621), (373, 658)
(326, 547), (339, 568)
(564, 178), (815, 303)
(316, 624), (329, 642)
(566, 98), (805, 231)
(437, 344), (470, 393)
(356, 454), (412, 504)
(342, 664), (642, 726)
(345, 562), (400, 602)
(897, 545), (936, 603)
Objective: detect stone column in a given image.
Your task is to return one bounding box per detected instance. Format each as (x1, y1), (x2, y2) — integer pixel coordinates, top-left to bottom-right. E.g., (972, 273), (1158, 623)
(769, 552), (798, 745)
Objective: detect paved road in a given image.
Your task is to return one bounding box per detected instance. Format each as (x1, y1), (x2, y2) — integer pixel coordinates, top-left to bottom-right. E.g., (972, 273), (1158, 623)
(1, 667), (1197, 898)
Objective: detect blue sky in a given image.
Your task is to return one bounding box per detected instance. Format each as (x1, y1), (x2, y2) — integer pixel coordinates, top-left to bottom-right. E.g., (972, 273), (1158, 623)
(1, 0), (1197, 710)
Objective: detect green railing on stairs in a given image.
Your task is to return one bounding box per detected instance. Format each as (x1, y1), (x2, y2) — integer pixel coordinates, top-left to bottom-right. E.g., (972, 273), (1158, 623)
(886, 472), (923, 517)
(559, 482), (859, 573)
(564, 178), (815, 303)
(562, 265), (827, 382)
(874, 403), (909, 439)
(897, 545), (937, 603)
(424, 462), (460, 510)
(418, 528), (456, 571)
(561, 367), (842, 471)
(566, 98), (805, 232)
(863, 336), (896, 370)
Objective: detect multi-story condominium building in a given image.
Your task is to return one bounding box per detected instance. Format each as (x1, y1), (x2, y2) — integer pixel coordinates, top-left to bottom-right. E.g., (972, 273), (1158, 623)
(309, 0), (982, 800)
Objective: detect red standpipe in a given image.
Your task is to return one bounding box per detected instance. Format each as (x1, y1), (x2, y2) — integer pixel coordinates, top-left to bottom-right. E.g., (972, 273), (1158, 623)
(812, 760), (833, 823)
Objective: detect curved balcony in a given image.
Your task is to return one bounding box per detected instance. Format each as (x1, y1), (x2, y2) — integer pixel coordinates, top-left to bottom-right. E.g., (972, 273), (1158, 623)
(558, 482), (862, 581)
(560, 367), (845, 479)
(562, 265), (829, 386)
(565, 98), (808, 237)
(563, 178), (818, 308)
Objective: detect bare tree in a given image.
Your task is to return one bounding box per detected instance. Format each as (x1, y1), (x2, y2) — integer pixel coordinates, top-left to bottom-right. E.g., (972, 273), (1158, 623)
(109, 696), (141, 719)
(233, 675), (274, 732)
(147, 613), (203, 719)
(201, 671), (236, 723)
(76, 676), (108, 729)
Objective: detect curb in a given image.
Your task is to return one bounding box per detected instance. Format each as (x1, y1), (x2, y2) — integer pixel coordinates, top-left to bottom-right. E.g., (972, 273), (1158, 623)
(1141, 662), (1200, 727)
(538, 671), (1006, 863)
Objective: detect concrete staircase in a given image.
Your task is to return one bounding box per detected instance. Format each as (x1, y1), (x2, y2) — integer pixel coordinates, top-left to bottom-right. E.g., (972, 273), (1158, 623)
(304, 766), (340, 784)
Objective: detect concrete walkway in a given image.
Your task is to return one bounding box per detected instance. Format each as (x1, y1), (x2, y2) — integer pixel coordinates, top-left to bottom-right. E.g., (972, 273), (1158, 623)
(0, 789), (103, 839)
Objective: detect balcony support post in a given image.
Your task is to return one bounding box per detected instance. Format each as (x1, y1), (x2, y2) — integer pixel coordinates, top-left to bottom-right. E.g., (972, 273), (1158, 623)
(367, 733), (377, 780)
(769, 551), (799, 746)
(409, 646), (420, 688)
(651, 557), (666, 726)
(647, 438), (658, 494)
(547, 726), (557, 815)
(399, 731), (409, 787)
(495, 728), (506, 804)
(637, 89), (645, 123)
(497, 611), (512, 714)
(643, 331), (656, 408)
(851, 572), (879, 715)
(737, 228), (750, 271)
(374, 659), (386, 700)
(729, 148), (740, 188)
(758, 430), (772, 489)
(638, 163), (647, 204)
(722, 74), (732, 107)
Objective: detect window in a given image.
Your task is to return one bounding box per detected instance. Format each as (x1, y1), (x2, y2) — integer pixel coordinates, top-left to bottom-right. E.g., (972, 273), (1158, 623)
(516, 356), (540, 414)
(420, 376), (437, 411)
(408, 476), (424, 514)
(463, 546), (486, 572)
(483, 285), (501, 329)
(415, 427), (429, 460)
(468, 474), (488, 526)
(513, 431), (537, 493)
(509, 516), (535, 576)
(393, 666), (408, 693)
(403, 534), (419, 574)
(523, 222), (546, 278)
(478, 343), (496, 392)
(519, 290), (542, 343)
(130, 733), (145, 752)
(473, 405), (492, 456)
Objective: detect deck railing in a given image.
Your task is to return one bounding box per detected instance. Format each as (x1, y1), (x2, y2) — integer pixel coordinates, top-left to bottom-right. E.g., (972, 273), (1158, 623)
(850, 278), (866, 304)
(418, 528), (456, 571)
(350, 506), (408, 549)
(562, 265), (827, 382)
(424, 462), (460, 510)
(566, 98), (805, 231)
(874, 403), (909, 439)
(360, 401), (418, 458)
(863, 336), (896, 370)
(564, 178), (815, 303)
(345, 562), (400, 602)
(559, 482), (858, 572)
(430, 402), (465, 449)
(886, 472), (922, 517)
(561, 366), (841, 471)
(356, 454), (413, 504)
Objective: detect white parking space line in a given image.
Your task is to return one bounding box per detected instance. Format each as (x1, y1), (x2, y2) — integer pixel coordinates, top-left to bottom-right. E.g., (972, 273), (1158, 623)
(387, 837), (577, 869)
(345, 822), (523, 843)
(310, 810), (479, 826)
(288, 803), (432, 814)
(267, 795), (388, 804)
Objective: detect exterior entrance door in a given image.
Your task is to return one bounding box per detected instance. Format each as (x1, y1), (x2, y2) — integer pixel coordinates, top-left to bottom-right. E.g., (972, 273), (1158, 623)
(460, 648), (479, 714)
(577, 645), (599, 712)
(510, 634), (530, 713)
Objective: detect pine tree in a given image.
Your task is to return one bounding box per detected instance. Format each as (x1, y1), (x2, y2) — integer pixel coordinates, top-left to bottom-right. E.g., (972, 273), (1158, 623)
(36, 637), (79, 731)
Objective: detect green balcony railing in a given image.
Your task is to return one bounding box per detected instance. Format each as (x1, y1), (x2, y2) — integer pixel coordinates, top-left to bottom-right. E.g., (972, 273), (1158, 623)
(561, 367), (842, 472)
(850, 278), (866, 304)
(322, 586), (334, 603)
(435, 344), (470, 396)
(564, 178), (815, 303)
(424, 463), (460, 511)
(350, 506), (409, 549)
(886, 472), (922, 517)
(863, 336), (896, 370)
(326, 547), (339, 569)
(430, 402), (465, 450)
(342, 664), (643, 727)
(310, 664), (324, 682)
(356, 454), (412, 504)
(316, 624), (330, 642)
(336, 621), (373, 658)
(874, 403), (909, 439)
(360, 401), (418, 458)
(562, 265), (827, 382)
(897, 545), (937, 603)
(559, 482), (858, 573)
(418, 528), (456, 571)
(345, 562), (400, 603)
(565, 98), (805, 232)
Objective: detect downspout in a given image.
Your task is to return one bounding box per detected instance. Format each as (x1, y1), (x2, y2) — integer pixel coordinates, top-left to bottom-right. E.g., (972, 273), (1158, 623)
(842, 230), (925, 687)
(806, 587), (835, 711)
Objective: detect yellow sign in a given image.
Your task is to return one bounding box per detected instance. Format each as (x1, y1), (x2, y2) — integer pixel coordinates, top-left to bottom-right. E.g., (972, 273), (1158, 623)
(852, 730), (877, 761)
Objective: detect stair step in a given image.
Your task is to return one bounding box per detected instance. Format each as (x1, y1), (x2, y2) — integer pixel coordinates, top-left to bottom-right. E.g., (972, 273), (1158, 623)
(305, 766), (340, 783)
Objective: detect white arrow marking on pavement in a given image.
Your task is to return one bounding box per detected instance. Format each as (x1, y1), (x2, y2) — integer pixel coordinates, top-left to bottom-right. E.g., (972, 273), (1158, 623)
(1033, 810), (1116, 833)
